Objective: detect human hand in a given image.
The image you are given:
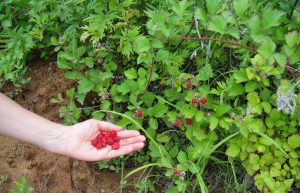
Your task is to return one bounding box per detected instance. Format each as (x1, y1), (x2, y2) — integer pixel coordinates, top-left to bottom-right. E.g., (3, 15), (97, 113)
(53, 119), (146, 161)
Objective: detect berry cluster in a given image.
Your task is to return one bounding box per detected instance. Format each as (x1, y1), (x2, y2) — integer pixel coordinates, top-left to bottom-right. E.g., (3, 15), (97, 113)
(91, 130), (121, 150)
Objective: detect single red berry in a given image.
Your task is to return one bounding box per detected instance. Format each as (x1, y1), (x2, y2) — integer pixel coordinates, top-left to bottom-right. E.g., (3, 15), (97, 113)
(101, 138), (108, 144)
(192, 98), (198, 105)
(96, 143), (104, 149)
(107, 138), (114, 145)
(110, 130), (117, 137)
(186, 82), (192, 89)
(102, 143), (107, 148)
(97, 134), (103, 140)
(114, 136), (121, 142)
(173, 170), (180, 175)
(200, 98), (208, 105)
(135, 110), (143, 118)
(175, 120), (181, 127)
(91, 139), (98, 147)
(112, 142), (120, 150)
(185, 118), (192, 125)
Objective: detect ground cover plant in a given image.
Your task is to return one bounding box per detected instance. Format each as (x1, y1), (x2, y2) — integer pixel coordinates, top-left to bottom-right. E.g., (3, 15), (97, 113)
(1, 0), (300, 192)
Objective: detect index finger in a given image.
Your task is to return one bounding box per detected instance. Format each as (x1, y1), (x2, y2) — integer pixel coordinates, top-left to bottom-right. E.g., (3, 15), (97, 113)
(96, 120), (123, 131)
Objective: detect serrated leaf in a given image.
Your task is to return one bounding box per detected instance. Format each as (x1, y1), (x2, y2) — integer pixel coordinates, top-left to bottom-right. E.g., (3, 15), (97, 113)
(177, 151), (188, 163)
(206, 0), (221, 14)
(149, 118), (158, 129)
(262, 8), (284, 29)
(285, 31), (300, 47)
(288, 135), (300, 149)
(226, 144), (240, 157)
(233, 0), (249, 18)
(135, 36), (150, 53)
(78, 79), (94, 94)
(209, 115), (218, 130)
(124, 68), (137, 79)
(208, 15), (227, 34)
(196, 64), (213, 81)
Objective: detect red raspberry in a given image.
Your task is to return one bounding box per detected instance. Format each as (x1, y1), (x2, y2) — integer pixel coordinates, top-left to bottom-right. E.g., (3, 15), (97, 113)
(110, 130), (117, 137)
(96, 143), (104, 149)
(174, 120), (181, 127)
(101, 138), (108, 144)
(192, 98), (198, 105)
(91, 139), (98, 147)
(107, 138), (114, 145)
(185, 119), (192, 125)
(102, 143), (107, 148)
(186, 82), (192, 89)
(114, 136), (121, 142)
(200, 98), (208, 105)
(135, 110), (143, 118)
(173, 170), (180, 175)
(97, 134), (103, 140)
(112, 142), (120, 150)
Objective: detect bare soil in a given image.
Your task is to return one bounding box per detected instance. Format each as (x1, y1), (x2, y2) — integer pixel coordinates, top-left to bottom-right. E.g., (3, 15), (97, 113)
(0, 58), (137, 193)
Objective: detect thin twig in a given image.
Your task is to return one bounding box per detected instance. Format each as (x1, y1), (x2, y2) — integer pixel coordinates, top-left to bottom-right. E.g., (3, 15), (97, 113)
(141, 50), (156, 96)
(160, 36), (258, 53)
(289, 0), (299, 20)
(172, 22), (195, 52)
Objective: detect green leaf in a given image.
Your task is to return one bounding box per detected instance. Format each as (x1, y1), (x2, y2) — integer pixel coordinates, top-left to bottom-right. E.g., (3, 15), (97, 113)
(233, 69), (248, 83)
(64, 71), (83, 80)
(247, 92), (260, 105)
(78, 79), (94, 94)
(209, 115), (218, 130)
(257, 38), (276, 58)
(226, 144), (240, 157)
(177, 151), (188, 163)
(214, 104), (231, 117)
(156, 49), (169, 61)
(57, 58), (72, 69)
(273, 53), (287, 67)
(233, 0), (249, 18)
(206, 0), (221, 14)
(134, 36), (150, 53)
(245, 81), (258, 92)
(195, 111), (204, 122)
(262, 8), (284, 29)
(124, 68), (138, 79)
(288, 135), (300, 149)
(195, 64), (213, 81)
(149, 118), (158, 129)
(208, 15), (227, 34)
(249, 153), (259, 164)
(285, 31), (300, 47)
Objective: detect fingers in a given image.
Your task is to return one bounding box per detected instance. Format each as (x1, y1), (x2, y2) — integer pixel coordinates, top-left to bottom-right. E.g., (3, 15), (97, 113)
(104, 142), (145, 159)
(120, 135), (146, 146)
(117, 130), (142, 139)
(90, 119), (123, 131)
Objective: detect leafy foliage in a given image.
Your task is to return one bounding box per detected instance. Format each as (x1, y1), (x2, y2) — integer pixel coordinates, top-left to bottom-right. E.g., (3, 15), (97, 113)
(1, 0), (300, 192)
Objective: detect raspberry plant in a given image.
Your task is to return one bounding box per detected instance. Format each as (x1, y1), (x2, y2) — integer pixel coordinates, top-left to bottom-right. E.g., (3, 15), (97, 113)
(1, 0), (300, 192)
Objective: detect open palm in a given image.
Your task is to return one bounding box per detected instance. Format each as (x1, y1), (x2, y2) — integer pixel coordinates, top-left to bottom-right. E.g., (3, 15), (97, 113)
(60, 119), (146, 161)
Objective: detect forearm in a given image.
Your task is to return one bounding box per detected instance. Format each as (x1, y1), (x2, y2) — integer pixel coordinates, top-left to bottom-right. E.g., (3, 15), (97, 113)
(0, 93), (64, 153)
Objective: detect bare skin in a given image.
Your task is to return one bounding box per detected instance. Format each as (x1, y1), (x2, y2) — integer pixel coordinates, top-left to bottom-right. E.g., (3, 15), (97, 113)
(0, 93), (146, 161)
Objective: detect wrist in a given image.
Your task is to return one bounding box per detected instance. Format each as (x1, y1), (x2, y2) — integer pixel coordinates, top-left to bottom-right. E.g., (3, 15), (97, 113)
(39, 123), (68, 155)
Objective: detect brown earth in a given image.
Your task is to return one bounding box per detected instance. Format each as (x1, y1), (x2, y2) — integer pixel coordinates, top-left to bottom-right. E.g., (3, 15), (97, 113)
(0, 58), (138, 193)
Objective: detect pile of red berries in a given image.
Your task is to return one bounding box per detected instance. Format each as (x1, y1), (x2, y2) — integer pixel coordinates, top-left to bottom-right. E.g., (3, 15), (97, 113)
(91, 130), (121, 150)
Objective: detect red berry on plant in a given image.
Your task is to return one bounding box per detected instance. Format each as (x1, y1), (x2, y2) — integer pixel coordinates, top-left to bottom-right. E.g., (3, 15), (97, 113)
(135, 110), (143, 118)
(173, 169), (180, 175)
(112, 142), (120, 150)
(192, 98), (198, 105)
(175, 120), (181, 127)
(185, 118), (192, 125)
(186, 82), (192, 89)
(200, 98), (208, 105)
